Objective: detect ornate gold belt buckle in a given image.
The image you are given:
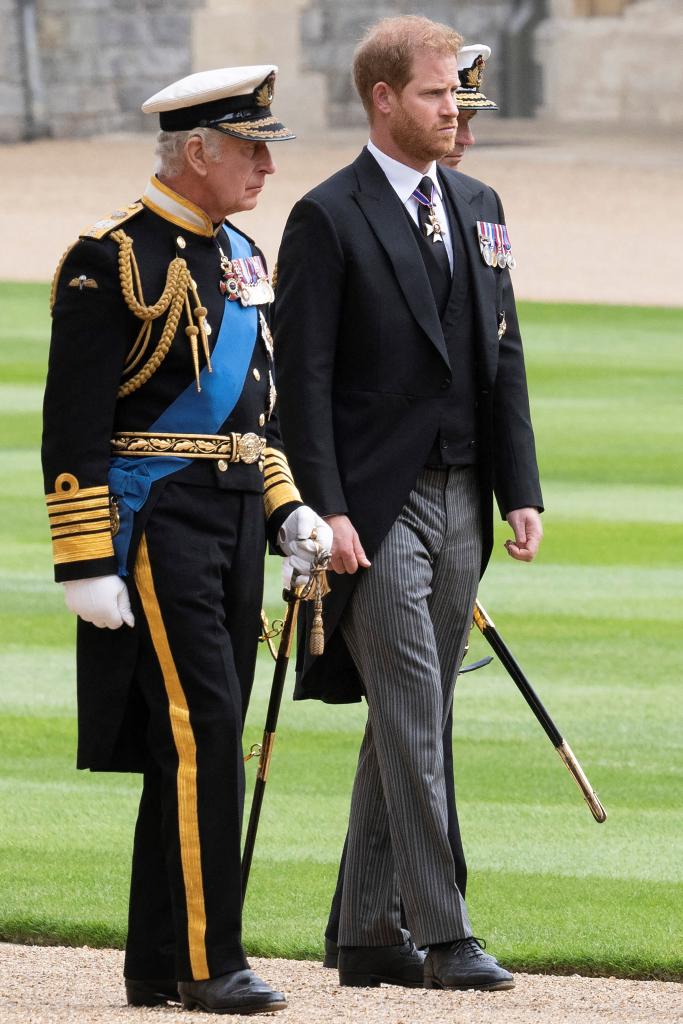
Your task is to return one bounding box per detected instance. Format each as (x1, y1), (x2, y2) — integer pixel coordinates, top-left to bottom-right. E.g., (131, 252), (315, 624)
(236, 432), (263, 464)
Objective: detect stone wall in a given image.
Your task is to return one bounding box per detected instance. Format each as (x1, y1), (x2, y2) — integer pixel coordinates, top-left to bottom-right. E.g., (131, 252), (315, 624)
(192, 0), (326, 139)
(4, 0), (680, 141)
(299, 0), (540, 126)
(0, 0), (27, 142)
(2, 0), (203, 142)
(535, 0), (683, 125)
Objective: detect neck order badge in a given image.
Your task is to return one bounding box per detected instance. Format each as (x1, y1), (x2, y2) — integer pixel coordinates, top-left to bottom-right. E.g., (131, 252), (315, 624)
(412, 177), (445, 244)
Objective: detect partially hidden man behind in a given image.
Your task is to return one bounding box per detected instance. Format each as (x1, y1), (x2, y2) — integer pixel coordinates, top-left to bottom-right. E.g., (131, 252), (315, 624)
(321, 39), (502, 974)
(42, 66), (331, 1015)
(274, 17), (543, 992)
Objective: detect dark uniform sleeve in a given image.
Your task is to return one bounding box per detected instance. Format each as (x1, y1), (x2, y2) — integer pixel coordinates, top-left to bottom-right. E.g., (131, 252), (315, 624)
(42, 239), (131, 581)
(272, 197), (349, 518)
(490, 190), (544, 518)
(252, 246), (303, 547)
(262, 411), (302, 548)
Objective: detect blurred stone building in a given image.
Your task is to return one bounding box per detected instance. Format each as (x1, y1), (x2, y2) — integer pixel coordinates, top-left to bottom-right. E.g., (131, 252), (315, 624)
(2, 0), (209, 142)
(537, 0), (683, 125)
(2, 0), (681, 142)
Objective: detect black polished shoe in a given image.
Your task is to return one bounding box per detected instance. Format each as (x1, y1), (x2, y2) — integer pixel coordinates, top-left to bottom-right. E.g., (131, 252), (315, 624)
(323, 937), (339, 969)
(424, 937), (514, 991)
(178, 969), (287, 1014)
(338, 938), (425, 988)
(125, 977), (180, 1006)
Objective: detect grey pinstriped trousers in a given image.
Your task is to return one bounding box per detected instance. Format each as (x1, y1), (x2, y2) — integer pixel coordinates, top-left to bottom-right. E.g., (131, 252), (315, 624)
(338, 466), (482, 948)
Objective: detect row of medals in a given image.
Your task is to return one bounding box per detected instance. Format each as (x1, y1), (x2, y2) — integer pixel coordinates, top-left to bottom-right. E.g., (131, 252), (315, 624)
(207, 245), (277, 417)
(477, 221), (516, 270)
(219, 249), (275, 307)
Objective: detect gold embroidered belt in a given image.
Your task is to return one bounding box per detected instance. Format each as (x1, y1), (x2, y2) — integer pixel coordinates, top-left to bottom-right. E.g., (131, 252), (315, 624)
(111, 431), (266, 463)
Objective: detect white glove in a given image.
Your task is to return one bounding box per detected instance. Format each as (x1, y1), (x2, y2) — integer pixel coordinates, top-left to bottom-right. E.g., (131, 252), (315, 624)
(62, 575), (135, 630)
(281, 554), (319, 591)
(278, 506), (333, 560)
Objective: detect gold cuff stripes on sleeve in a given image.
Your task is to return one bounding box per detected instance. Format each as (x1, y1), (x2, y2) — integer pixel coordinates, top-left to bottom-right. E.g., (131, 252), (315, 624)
(45, 474), (115, 565)
(263, 447), (301, 519)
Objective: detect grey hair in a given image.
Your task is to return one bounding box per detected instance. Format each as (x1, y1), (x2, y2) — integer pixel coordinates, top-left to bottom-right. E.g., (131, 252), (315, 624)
(154, 127), (226, 177)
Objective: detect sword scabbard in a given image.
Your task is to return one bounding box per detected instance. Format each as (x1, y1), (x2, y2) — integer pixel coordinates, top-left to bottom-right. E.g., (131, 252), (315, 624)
(556, 740), (607, 823)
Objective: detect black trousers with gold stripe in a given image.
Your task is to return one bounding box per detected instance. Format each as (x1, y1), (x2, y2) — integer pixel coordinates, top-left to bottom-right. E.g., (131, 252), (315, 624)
(122, 481), (264, 983)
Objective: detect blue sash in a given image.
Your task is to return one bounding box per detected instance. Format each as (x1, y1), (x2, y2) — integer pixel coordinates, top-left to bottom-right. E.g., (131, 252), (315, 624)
(110, 224), (258, 575)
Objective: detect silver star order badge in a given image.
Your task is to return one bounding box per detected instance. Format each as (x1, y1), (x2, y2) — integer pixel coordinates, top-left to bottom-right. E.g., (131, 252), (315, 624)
(267, 370), (277, 420)
(259, 310), (274, 360)
(425, 208), (444, 244)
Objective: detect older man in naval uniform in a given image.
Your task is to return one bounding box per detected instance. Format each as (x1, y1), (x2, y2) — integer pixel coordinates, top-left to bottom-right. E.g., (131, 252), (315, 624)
(42, 66), (331, 1015)
(274, 17), (543, 992)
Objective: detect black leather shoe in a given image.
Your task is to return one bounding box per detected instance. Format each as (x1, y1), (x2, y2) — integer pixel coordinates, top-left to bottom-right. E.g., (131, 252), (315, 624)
(124, 978), (180, 1006)
(323, 937), (339, 969)
(338, 938), (425, 988)
(178, 969), (287, 1014)
(424, 937), (514, 991)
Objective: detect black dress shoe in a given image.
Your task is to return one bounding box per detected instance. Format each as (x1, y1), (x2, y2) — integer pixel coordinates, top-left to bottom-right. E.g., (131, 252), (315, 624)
(178, 969), (287, 1014)
(124, 978), (180, 1006)
(323, 937), (339, 969)
(424, 937), (514, 991)
(338, 938), (425, 988)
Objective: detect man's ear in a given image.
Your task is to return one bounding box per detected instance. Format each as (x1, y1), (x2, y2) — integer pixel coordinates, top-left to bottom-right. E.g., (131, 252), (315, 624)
(185, 134), (209, 177)
(372, 81), (395, 116)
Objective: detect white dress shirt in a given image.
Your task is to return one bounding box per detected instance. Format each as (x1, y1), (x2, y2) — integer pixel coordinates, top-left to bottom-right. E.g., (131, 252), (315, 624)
(366, 138), (454, 270)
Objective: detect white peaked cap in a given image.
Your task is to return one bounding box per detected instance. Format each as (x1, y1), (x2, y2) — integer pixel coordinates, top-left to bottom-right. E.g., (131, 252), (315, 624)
(456, 44), (498, 111)
(142, 65), (279, 114)
(141, 65), (295, 141)
(457, 44), (492, 72)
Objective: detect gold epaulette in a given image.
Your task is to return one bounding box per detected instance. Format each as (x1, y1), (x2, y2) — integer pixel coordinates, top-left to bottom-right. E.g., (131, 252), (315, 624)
(49, 203), (145, 314)
(80, 202), (144, 241)
(263, 447), (302, 519)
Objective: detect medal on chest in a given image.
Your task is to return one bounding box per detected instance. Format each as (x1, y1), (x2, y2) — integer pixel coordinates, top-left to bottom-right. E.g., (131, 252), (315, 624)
(258, 310), (274, 360)
(477, 221), (516, 269)
(267, 369), (277, 421)
(218, 244), (274, 306)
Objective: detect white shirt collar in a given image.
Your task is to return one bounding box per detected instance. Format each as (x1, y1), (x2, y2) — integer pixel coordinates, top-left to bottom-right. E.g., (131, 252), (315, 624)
(366, 139), (441, 205)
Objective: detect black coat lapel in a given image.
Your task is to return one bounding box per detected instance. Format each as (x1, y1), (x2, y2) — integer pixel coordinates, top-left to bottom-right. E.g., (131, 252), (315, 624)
(439, 168), (499, 375)
(352, 149), (450, 368)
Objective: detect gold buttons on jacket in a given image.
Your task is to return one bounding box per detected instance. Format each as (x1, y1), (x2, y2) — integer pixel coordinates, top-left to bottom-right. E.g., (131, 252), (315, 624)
(217, 459), (228, 472)
(252, 368), (261, 381)
(258, 413), (266, 427)
(176, 236), (186, 249)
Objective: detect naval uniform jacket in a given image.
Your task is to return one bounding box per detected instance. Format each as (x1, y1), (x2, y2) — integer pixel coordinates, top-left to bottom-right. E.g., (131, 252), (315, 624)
(42, 179), (301, 771)
(273, 147), (543, 703)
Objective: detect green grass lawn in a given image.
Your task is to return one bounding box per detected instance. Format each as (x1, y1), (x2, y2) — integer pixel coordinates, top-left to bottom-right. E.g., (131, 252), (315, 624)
(1, 285), (681, 979)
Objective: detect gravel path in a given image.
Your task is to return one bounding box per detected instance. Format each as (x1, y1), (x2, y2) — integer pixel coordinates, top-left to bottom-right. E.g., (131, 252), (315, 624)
(1, 944), (681, 1024)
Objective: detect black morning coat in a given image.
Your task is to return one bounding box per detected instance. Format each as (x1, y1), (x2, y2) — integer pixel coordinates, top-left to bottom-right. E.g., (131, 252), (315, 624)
(42, 195), (300, 770)
(273, 147), (543, 704)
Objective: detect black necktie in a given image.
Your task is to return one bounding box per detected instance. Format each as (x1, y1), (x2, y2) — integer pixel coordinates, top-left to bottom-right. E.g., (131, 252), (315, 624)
(414, 176), (451, 279)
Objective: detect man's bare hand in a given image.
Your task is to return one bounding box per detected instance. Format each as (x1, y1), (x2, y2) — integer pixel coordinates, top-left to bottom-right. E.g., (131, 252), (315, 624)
(504, 507), (543, 562)
(324, 514), (371, 574)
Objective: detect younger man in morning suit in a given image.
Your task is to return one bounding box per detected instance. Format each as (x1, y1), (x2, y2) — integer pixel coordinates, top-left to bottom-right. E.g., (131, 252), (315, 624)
(42, 66), (331, 1014)
(274, 17), (543, 991)
(321, 40), (502, 972)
